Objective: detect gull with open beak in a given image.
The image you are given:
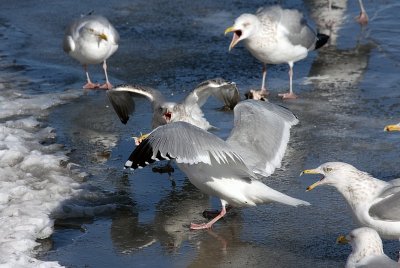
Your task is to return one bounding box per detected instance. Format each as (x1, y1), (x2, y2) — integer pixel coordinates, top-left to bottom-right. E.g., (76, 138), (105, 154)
(107, 78), (240, 130)
(63, 14), (119, 89)
(301, 162), (400, 240)
(124, 100), (308, 230)
(225, 5), (329, 99)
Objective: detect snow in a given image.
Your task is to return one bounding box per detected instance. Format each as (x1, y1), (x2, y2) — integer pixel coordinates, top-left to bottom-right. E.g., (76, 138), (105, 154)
(0, 87), (82, 267)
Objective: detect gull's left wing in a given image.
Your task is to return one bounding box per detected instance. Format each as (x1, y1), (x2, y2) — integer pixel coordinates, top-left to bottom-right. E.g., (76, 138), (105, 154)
(183, 78), (240, 110)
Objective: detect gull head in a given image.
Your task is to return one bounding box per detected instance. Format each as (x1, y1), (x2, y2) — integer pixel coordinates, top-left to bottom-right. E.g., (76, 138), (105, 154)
(81, 21), (108, 42)
(337, 227), (384, 265)
(159, 102), (178, 124)
(225, 14), (259, 51)
(301, 162), (360, 191)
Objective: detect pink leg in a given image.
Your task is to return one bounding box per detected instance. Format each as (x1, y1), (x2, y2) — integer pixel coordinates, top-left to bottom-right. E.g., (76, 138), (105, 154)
(190, 200), (227, 230)
(99, 60), (113, 90)
(247, 64), (269, 101)
(279, 62), (297, 99)
(260, 64), (269, 96)
(356, 0), (368, 25)
(82, 64), (100, 89)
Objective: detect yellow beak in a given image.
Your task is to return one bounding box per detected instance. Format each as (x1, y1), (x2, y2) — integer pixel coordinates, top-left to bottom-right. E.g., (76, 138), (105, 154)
(300, 169), (323, 191)
(336, 235), (349, 244)
(224, 26), (240, 51)
(384, 124), (400, 132)
(98, 33), (108, 41)
(300, 169), (321, 175)
(224, 26), (235, 35)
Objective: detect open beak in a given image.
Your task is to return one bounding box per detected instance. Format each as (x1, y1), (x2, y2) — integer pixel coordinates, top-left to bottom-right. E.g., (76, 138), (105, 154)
(164, 112), (172, 122)
(300, 169), (324, 191)
(336, 235), (349, 244)
(384, 124), (400, 132)
(97, 33), (108, 41)
(224, 26), (241, 51)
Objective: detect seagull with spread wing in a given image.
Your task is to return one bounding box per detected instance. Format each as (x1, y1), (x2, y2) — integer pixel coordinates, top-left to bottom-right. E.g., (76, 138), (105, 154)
(124, 100), (309, 230)
(107, 78), (240, 131)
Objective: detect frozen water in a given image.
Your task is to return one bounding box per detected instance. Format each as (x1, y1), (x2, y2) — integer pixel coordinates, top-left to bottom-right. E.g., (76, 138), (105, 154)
(0, 0), (399, 267)
(0, 86), (82, 266)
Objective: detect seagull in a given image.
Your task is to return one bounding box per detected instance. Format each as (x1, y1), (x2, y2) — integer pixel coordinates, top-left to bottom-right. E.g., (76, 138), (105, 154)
(327, 0), (369, 25)
(225, 5), (329, 99)
(106, 78), (240, 130)
(384, 123), (400, 132)
(63, 14), (119, 90)
(124, 100), (309, 230)
(301, 162), (400, 239)
(337, 227), (397, 268)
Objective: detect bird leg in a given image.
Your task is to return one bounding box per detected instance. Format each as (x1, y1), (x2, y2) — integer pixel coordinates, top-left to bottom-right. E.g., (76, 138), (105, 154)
(279, 62), (297, 99)
(190, 201), (227, 230)
(99, 60), (113, 90)
(83, 64), (100, 89)
(151, 161), (176, 187)
(245, 64), (269, 101)
(259, 64), (269, 96)
(356, 0), (368, 25)
(202, 205), (232, 219)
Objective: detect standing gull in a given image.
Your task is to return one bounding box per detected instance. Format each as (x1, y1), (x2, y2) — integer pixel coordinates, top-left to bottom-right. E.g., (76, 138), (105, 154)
(124, 100), (309, 230)
(225, 5), (329, 99)
(302, 162), (400, 239)
(63, 14), (119, 90)
(337, 227), (398, 268)
(107, 78), (240, 130)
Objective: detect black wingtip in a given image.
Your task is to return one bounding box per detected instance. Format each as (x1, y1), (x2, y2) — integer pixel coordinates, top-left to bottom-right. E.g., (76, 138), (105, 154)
(124, 138), (172, 170)
(121, 117), (129, 125)
(315, 33), (329, 50)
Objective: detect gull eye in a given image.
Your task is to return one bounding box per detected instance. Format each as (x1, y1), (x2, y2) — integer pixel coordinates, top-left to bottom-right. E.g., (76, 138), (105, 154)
(243, 22), (250, 27)
(324, 167), (333, 172)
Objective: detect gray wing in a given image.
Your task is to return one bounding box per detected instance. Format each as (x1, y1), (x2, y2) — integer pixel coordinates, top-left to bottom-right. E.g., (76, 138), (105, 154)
(63, 18), (82, 53)
(369, 182), (400, 221)
(107, 84), (165, 124)
(124, 121), (252, 181)
(257, 6), (317, 50)
(183, 78), (240, 110)
(358, 255), (398, 268)
(226, 100), (299, 177)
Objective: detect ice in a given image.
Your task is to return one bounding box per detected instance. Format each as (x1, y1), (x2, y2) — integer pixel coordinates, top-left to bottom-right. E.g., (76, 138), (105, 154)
(0, 87), (82, 267)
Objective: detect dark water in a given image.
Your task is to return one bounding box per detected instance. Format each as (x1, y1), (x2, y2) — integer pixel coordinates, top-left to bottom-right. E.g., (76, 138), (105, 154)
(0, 0), (399, 267)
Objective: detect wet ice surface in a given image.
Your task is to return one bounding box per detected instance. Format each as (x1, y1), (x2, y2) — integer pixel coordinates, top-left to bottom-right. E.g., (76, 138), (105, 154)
(0, 0), (399, 267)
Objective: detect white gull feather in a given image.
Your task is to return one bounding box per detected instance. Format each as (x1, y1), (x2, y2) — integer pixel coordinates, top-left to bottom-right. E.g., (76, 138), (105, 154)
(124, 100), (307, 230)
